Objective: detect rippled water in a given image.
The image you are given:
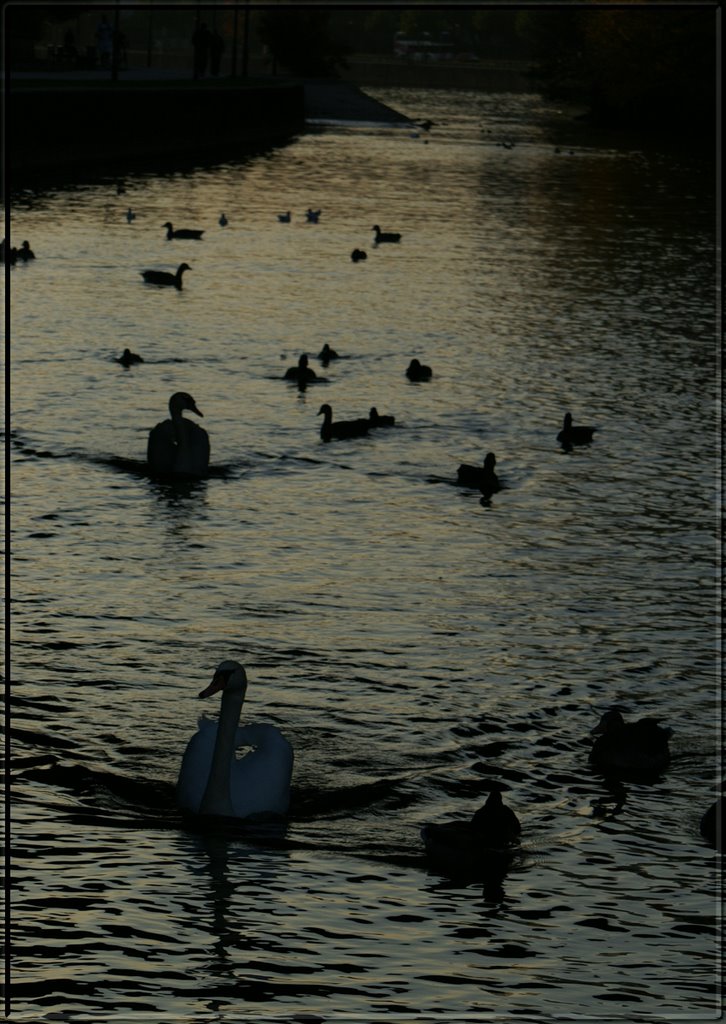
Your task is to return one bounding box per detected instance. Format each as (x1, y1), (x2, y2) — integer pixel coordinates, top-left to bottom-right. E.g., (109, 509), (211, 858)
(7, 88), (720, 1021)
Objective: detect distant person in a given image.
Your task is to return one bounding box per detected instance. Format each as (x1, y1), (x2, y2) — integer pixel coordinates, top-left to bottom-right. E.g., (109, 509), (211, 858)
(209, 29), (224, 77)
(192, 22), (211, 79)
(96, 15), (113, 68)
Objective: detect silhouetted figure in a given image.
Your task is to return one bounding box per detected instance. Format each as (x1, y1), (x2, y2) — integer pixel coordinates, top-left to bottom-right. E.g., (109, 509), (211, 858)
(589, 709), (672, 780)
(406, 358), (432, 382)
(318, 343), (339, 365)
(317, 404), (369, 442)
(368, 407), (395, 428)
(351, 249), (367, 262)
(140, 263), (191, 290)
(219, 213), (228, 226)
(96, 15), (113, 67)
(700, 797), (723, 851)
(116, 348), (144, 367)
(284, 353), (317, 383)
(421, 789), (521, 880)
(209, 29), (224, 76)
(306, 208), (321, 223)
(278, 212), (291, 223)
(192, 22), (211, 79)
(148, 392), (210, 478)
(557, 411), (596, 447)
(372, 224), (401, 243)
(17, 240), (35, 261)
(456, 452), (499, 495)
(126, 208), (135, 223)
(163, 222), (204, 240)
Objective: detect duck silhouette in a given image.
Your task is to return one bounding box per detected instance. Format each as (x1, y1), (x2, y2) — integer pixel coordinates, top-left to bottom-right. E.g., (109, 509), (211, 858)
(589, 709), (672, 779)
(406, 358), (432, 382)
(372, 225), (401, 243)
(163, 222), (204, 240)
(456, 452), (500, 495)
(368, 407), (395, 428)
(317, 403), (369, 442)
(218, 213), (228, 226)
(278, 212), (291, 223)
(17, 240), (35, 260)
(318, 343), (339, 364)
(421, 789), (521, 879)
(351, 249), (367, 262)
(306, 208), (321, 223)
(147, 392), (210, 478)
(140, 263), (191, 290)
(126, 208), (135, 223)
(557, 412), (595, 446)
(116, 348), (144, 367)
(283, 353), (317, 383)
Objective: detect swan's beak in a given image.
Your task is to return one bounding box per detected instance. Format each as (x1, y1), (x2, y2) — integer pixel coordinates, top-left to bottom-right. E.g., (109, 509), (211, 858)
(198, 670), (228, 698)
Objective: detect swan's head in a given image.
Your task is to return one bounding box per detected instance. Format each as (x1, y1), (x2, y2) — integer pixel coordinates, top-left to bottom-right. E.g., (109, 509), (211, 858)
(169, 392), (203, 418)
(318, 403), (332, 417)
(199, 660), (247, 699)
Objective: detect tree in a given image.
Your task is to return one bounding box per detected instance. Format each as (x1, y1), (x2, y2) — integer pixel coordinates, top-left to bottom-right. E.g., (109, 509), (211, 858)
(256, 10), (350, 78)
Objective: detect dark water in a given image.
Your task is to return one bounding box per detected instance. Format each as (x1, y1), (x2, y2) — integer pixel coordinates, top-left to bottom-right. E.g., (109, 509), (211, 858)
(6, 88), (720, 1022)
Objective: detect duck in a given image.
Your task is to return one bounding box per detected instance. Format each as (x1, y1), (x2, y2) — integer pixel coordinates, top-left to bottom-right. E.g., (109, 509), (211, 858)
(176, 660), (294, 820)
(219, 212), (228, 226)
(318, 403), (369, 442)
(456, 452), (500, 495)
(125, 208), (136, 223)
(351, 249), (367, 262)
(17, 240), (35, 260)
(163, 221), (204, 240)
(116, 347), (144, 367)
(700, 797), (723, 851)
(318, 343), (339, 364)
(421, 789), (521, 879)
(372, 224), (401, 244)
(406, 358), (432, 382)
(278, 212), (291, 223)
(368, 407), (395, 428)
(589, 709), (672, 779)
(147, 391), (210, 478)
(140, 263), (191, 290)
(283, 353), (317, 383)
(305, 208), (321, 223)
(557, 412), (596, 446)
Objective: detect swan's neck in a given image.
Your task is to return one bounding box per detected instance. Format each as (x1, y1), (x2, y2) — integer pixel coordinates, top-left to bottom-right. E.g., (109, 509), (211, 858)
(199, 688), (245, 816)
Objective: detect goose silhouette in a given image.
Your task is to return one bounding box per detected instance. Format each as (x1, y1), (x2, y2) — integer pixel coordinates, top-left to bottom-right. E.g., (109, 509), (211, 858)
(456, 452), (500, 495)
(368, 407), (395, 428)
(421, 790), (521, 878)
(372, 225), (401, 243)
(557, 412), (595, 446)
(406, 358), (432, 382)
(283, 353), (318, 383)
(163, 221), (204, 240)
(140, 263), (191, 290)
(318, 403), (369, 442)
(147, 391), (210, 477)
(589, 709), (672, 779)
(177, 660), (293, 819)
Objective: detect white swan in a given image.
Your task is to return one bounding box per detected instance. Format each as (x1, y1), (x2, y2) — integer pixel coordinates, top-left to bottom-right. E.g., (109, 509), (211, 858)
(176, 660), (293, 819)
(147, 391), (210, 478)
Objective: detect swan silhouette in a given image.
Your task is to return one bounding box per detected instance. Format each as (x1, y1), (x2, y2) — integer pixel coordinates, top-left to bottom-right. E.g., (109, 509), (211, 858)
(456, 452), (500, 495)
(421, 790), (521, 878)
(589, 709), (672, 779)
(557, 412), (595, 446)
(406, 358), (432, 381)
(318, 403), (369, 442)
(147, 391), (210, 477)
(140, 263), (191, 290)
(163, 221), (204, 240)
(177, 660), (293, 819)
(372, 225), (401, 243)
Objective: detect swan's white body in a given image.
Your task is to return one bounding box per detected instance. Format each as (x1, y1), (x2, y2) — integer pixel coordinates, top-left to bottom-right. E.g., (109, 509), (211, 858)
(147, 391), (210, 477)
(176, 661), (293, 819)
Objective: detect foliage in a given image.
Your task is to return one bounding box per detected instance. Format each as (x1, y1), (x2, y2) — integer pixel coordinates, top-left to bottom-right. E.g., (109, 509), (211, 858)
(256, 10), (351, 78)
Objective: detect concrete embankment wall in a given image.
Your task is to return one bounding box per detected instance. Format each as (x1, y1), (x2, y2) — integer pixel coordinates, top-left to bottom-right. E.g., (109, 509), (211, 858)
(8, 80), (305, 180)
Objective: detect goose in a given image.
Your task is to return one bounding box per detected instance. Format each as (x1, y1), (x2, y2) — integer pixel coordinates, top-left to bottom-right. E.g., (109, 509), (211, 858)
(177, 660), (294, 819)
(406, 358), (432, 382)
(163, 221), (204, 240)
(557, 412), (596, 446)
(278, 212), (291, 223)
(283, 353), (317, 383)
(456, 452), (500, 495)
(17, 240), (35, 260)
(116, 347), (143, 367)
(318, 343), (339, 364)
(351, 249), (367, 262)
(421, 790), (521, 878)
(125, 208), (136, 223)
(368, 407), (395, 428)
(140, 263), (191, 289)
(318, 403), (369, 442)
(219, 212), (228, 226)
(372, 225), (401, 243)
(700, 797), (723, 851)
(589, 709), (672, 779)
(305, 208), (321, 223)
(147, 391), (210, 477)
